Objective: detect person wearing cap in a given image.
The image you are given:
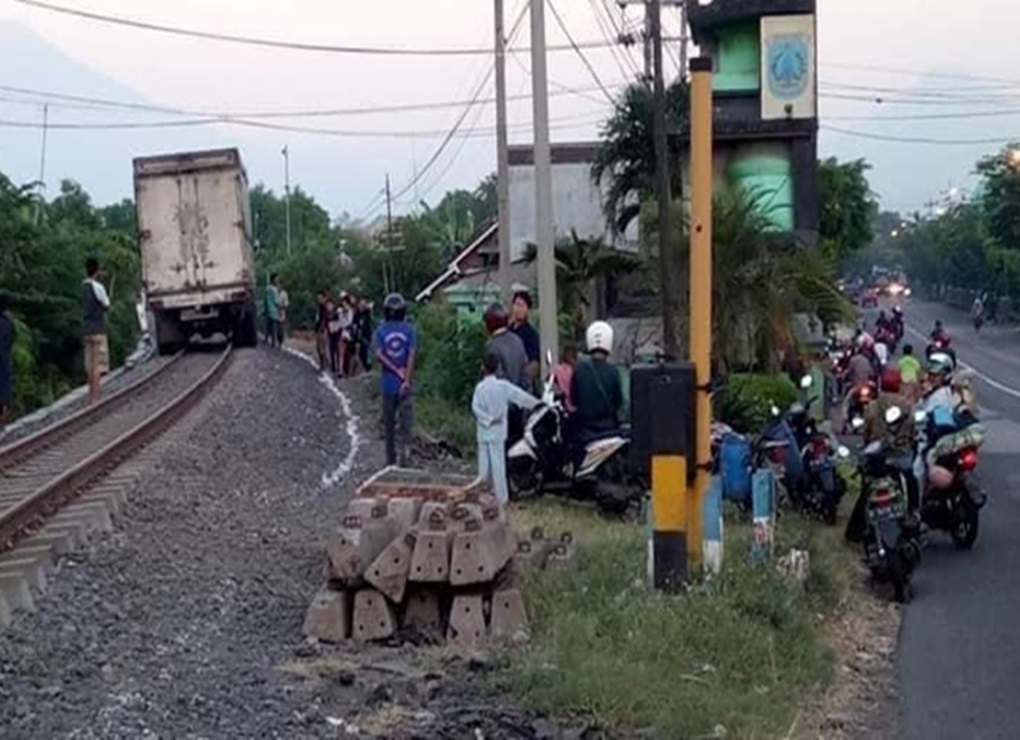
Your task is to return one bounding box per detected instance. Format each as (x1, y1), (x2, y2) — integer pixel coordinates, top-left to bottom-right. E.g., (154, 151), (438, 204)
(375, 293), (416, 466)
(509, 289), (541, 387)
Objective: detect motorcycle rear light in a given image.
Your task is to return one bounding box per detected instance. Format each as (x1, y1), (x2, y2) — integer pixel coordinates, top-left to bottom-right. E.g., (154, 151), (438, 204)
(812, 439), (828, 457)
(959, 448), (979, 472)
(871, 489), (895, 506)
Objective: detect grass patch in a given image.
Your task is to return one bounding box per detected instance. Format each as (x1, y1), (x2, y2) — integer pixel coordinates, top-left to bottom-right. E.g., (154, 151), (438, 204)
(506, 498), (860, 738)
(415, 393), (476, 459)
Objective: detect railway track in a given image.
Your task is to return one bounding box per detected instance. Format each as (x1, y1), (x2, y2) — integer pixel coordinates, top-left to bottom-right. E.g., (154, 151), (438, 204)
(0, 347), (232, 622)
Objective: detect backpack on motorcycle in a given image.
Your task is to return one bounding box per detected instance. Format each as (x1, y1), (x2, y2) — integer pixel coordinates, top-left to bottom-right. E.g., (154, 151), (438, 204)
(720, 433), (753, 505)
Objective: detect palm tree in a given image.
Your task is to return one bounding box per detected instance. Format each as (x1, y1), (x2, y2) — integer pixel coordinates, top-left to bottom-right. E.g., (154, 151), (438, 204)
(524, 230), (645, 338)
(591, 81), (689, 235)
(642, 181), (853, 371)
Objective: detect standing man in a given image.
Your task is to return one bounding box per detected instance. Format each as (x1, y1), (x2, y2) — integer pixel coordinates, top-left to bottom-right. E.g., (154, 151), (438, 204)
(83, 257), (111, 405)
(509, 289), (541, 387)
(265, 273), (281, 347)
(375, 293), (416, 467)
(0, 294), (14, 432)
(314, 290), (330, 372)
(277, 280), (290, 346)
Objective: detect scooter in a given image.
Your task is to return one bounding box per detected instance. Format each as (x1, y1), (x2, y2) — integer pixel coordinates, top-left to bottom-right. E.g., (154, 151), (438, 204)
(854, 406), (922, 603)
(507, 351), (640, 515)
(915, 407), (987, 549)
(788, 376), (848, 525)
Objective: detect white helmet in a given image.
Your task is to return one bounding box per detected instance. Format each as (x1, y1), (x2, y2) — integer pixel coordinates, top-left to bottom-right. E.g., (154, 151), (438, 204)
(586, 320), (614, 355)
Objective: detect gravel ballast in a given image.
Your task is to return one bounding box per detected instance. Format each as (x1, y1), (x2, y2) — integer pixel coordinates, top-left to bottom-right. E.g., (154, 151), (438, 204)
(0, 347), (382, 739)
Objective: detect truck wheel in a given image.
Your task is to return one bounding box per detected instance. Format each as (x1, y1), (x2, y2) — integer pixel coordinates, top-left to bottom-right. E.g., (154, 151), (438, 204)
(234, 303), (259, 348)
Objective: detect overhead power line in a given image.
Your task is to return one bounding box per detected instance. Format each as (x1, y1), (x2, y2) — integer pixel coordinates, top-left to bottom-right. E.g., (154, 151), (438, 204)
(547, 0), (616, 104)
(822, 125), (1017, 146)
(0, 81), (625, 121)
(15, 0), (620, 57)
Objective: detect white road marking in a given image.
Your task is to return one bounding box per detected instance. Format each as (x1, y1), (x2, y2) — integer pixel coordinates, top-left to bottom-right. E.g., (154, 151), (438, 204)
(283, 346), (364, 487)
(904, 324), (1020, 401)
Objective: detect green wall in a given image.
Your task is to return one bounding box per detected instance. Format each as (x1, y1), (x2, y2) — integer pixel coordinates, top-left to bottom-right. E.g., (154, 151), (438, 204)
(727, 152), (795, 231)
(713, 23), (761, 93)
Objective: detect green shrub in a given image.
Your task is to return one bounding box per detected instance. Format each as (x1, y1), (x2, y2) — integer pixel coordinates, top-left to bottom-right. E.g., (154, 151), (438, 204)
(716, 373), (798, 433)
(414, 303), (488, 407)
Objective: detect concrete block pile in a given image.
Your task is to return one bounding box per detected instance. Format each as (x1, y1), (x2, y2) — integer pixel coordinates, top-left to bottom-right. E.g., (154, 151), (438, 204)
(304, 468), (542, 649)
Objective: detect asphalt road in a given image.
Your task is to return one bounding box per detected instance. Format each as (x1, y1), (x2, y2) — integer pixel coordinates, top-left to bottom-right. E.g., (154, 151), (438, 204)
(869, 300), (1020, 739)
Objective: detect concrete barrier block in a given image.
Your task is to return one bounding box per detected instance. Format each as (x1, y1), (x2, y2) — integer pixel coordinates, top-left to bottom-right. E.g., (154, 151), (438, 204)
(448, 503), (484, 532)
(303, 586), (352, 643)
(545, 532), (579, 570)
(365, 532), (416, 603)
(327, 514), (398, 581)
(387, 498), (423, 531)
(513, 538), (550, 570)
(419, 503), (449, 531)
(447, 594), (486, 650)
(489, 588), (528, 641)
(347, 498), (382, 522)
(409, 530), (453, 583)
(450, 519), (514, 586)
(352, 589), (398, 642)
(402, 588), (442, 630)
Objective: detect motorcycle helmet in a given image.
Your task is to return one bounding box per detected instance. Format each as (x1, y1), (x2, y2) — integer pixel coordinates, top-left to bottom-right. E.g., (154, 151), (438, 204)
(892, 306), (903, 317)
(927, 353), (954, 378)
(383, 292), (407, 321)
(856, 331), (874, 350)
(880, 366), (902, 394)
(586, 320), (614, 356)
(483, 302), (509, 335)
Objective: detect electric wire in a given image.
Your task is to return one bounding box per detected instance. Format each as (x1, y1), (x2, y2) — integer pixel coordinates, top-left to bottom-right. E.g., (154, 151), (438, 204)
(546, 0), (616, 104)
(822, 125), (1018, 146)
(14, 0), (620, 57)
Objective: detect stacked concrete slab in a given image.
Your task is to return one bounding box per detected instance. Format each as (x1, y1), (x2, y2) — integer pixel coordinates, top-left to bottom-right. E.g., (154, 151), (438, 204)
(304, 468), (530, 649)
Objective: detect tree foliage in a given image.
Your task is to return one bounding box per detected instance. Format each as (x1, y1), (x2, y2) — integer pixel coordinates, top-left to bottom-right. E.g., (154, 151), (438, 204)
(818, 157), (878, 263)
(975, 144), (1020, 249)
(591, 81), (689, 234)
(0, 173), (140, 417)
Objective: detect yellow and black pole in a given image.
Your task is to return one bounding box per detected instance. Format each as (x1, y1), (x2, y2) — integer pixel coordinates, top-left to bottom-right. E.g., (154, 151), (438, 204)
(687, 56), (714, 573)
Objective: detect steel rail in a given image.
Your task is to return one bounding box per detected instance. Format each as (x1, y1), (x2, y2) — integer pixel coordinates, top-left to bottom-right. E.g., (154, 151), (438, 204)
(0, 346), (232, 550)
(0, 350), (185, 471)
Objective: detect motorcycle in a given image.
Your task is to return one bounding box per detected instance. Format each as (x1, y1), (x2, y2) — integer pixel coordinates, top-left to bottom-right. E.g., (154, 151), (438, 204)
(844, 380), (877, 435)
(854, 407), (922, 603)
(507, 351), (640, 515)
(788, 376), (847, 524)
(926, 335), (957, 367)
(915, 407), (987, 549)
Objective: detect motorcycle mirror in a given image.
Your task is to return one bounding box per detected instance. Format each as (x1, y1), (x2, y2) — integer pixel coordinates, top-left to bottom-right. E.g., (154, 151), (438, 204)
(799, 374), (813, 390)
(885, 406), (904, 425)
(770, 404), (781, 418)
(545, 348), (554, 368)
(850, 416), (865, 431)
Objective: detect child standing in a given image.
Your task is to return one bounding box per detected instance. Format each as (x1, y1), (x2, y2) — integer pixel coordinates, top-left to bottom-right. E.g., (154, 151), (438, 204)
(472, 352), (541, 504)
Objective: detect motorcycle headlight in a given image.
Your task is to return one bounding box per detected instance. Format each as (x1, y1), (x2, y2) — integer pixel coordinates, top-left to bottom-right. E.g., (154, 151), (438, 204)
(837, 445), (851, 459)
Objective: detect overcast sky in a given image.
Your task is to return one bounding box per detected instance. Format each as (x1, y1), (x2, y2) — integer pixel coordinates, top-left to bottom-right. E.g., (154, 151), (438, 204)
(0, 0), (1017, 220)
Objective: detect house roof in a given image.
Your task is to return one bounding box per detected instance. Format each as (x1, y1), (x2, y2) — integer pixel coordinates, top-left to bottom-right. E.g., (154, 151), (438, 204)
(414, 221), (499, 302)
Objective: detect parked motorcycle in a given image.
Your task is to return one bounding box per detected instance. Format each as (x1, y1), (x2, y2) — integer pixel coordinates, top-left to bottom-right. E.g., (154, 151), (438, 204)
(915, 407), (987, 549)
(855, 406), (922, 603)
(507, 352), (640, 514)
(788, 376), (847, 524)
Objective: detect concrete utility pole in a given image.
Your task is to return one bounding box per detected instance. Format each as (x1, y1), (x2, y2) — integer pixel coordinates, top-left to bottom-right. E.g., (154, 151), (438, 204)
(530, 0), (559, 368)
(494, 0), (512, 299)
(282, 145), (292, 255)
(619, 0), (686, 84)
(650, 0), (681, 360)
(385, 174), (394, 295)
(687, 56), (714, 572)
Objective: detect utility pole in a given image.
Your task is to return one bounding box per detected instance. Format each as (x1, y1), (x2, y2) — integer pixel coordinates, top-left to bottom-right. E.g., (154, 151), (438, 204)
(678, 1), (689, 79)
(650, 0), (680, 359)
(35, 102), (48, 224)
(619, 0), (685, 84)
(282, 145), (292, 255)
(688, 56), (714, 573)
(530, 0), (559, 368)
(385, 174), (394, 295)
(495, 0), (513, 299)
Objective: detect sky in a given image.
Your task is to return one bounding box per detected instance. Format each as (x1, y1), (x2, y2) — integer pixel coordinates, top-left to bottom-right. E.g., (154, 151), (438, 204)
(0, 0), (1018, 221)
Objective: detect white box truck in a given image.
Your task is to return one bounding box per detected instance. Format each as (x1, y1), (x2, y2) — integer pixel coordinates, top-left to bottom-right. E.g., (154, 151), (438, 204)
(134, 148), (258, 354)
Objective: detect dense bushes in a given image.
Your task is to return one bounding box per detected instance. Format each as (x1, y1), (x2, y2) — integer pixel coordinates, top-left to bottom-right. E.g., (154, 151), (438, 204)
(716, 373), (798, 434)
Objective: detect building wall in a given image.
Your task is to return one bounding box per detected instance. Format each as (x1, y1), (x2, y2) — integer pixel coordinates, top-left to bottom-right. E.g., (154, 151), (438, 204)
(710, 22), (761, 92)
(508, 161), (638, 262)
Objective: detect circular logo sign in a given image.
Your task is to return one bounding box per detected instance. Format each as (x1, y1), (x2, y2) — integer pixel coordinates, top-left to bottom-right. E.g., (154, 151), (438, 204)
(767, 33), (810, 101)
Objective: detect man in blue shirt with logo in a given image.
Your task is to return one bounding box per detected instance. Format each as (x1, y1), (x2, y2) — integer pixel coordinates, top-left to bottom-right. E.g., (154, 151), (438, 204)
(375, 293), (416, 467)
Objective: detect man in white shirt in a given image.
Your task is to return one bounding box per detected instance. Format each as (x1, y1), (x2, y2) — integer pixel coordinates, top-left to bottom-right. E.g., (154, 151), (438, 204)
(83, 257), (111, 405)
